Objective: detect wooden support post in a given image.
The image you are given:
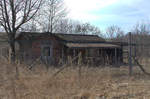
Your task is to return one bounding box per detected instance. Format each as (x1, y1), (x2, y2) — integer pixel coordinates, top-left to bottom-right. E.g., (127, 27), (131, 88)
(133, 45), (136, 64)
(121, 46), (123, 63)
(134, 46), (136, 58)
(103, 50), (105, 65)
(102, 49), (105, 65)
(115, 48), (117, 65)
(129, 32), (132, 76)
(62, 46), (64, 64)
(67, 48), (70, 64)
(73, 49), (76, 57)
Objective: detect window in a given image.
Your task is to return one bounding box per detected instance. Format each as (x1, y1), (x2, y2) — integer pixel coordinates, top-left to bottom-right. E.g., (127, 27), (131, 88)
(42, 46), (51, 56)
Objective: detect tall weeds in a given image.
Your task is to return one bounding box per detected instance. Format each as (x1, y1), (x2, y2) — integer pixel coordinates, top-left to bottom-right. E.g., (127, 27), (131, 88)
(0, 56), (150, 98)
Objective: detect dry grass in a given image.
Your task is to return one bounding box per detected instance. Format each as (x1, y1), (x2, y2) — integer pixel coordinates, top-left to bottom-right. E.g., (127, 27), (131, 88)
(0, 59), (150, 99)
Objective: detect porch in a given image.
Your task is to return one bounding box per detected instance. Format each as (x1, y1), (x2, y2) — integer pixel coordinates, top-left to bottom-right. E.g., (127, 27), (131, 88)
(61, 43), (123, 66)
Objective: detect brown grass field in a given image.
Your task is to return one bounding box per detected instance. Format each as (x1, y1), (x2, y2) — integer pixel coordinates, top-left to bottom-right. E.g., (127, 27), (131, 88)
(0, 58), (150, 99)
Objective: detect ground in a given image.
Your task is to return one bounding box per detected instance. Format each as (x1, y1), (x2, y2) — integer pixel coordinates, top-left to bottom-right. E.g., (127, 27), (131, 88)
(0, 59), (150, 99)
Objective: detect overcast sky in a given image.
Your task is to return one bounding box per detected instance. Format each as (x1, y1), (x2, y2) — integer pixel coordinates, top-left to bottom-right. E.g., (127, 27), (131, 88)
(65, 0), (150, 32)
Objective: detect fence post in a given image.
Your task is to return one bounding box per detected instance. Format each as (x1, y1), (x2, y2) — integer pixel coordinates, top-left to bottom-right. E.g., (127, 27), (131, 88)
(129, 32), (132, 76)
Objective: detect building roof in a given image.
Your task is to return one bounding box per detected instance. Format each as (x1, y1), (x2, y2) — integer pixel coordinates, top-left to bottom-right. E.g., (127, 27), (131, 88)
(16, 32), (51, 40)
(17, 32), (106, 43)
(54, 33), (105, 43)
(16, 32), (126, 48)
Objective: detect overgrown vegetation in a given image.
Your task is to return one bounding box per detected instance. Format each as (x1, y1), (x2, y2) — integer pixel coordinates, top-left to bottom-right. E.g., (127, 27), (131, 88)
(0, 58), (150, 99)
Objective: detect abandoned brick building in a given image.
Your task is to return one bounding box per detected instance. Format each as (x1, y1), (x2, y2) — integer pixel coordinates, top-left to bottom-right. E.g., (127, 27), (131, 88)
(16, 32), (125, 65)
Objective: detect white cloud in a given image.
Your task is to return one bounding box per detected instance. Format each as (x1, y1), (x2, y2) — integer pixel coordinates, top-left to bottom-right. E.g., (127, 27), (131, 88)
(64, 0), (150, 31)
(65, 0), (119, 20)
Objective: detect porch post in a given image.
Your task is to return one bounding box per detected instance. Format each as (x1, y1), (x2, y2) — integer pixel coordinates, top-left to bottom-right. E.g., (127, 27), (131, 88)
(62, 46), (64, 64)
(115, 48), (117, 65)
(120, 46), (123, 63)
(67, 48), (70, 64)
(73, 49), (76, 57)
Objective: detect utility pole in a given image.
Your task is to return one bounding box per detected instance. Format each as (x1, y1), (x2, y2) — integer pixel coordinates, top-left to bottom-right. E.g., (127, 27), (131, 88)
(129, 32), (132, 76)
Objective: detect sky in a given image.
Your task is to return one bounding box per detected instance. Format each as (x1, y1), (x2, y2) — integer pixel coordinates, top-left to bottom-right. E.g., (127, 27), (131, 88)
(64, 0), (150, 32)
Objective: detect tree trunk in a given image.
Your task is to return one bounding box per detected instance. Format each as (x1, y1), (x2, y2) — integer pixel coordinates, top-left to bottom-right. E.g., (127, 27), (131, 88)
(9, 34), (16, 62)
(10, 40), (16, 62)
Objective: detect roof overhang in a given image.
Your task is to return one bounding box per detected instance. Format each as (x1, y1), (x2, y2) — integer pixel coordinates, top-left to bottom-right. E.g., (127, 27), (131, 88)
(65, 43), (121, 49)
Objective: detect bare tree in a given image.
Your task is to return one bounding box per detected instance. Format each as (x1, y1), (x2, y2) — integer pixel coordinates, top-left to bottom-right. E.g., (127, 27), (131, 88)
(56, 19), (73, 33)
(20, 18), (39, 32)
(131, 23), (150, 59)
(0, 0), (42, 61)
(39, 0), (67, 33)
(106, 25), (124, 41)
(74, 22), (102, 35)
